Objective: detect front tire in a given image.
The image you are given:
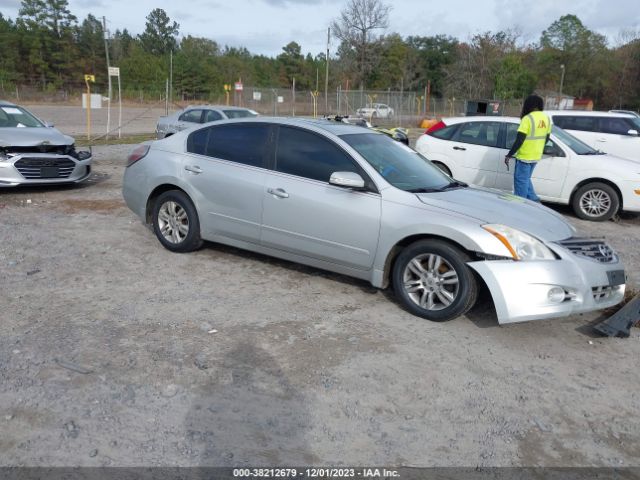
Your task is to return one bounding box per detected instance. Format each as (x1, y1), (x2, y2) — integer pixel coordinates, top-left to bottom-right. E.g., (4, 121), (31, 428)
(392, 240), (478, 322)
(572, 182), (619, 222)
(152, 190), (203, 252)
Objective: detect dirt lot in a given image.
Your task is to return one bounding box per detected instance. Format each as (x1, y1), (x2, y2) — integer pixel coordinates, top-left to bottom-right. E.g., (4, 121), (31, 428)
(1, 145), (639, 468)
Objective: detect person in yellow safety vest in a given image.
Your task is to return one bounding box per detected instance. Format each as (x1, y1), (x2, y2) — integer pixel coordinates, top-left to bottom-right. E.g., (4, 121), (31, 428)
(504, 94), (552, 201)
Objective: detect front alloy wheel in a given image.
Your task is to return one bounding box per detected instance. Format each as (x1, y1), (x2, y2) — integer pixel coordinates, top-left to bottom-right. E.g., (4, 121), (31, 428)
(392, 240), (478, 321)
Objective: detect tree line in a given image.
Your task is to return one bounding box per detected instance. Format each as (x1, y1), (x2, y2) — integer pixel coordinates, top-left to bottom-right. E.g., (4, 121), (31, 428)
(0, 0), (639, 109)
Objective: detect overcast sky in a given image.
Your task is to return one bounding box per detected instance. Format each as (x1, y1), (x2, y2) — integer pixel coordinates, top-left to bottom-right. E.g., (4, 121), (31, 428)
(1, 0), (638, 56)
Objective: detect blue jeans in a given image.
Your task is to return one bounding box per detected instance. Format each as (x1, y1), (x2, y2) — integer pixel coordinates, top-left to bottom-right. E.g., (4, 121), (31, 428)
(513, 160), (539, 202)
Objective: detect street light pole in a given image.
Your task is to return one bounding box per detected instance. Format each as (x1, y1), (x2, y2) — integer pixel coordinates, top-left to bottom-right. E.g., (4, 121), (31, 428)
(559, 64), (565, 97)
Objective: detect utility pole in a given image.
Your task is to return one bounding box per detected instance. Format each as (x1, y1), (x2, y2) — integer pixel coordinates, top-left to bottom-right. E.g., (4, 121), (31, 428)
(559, 64), (566, 100)
(324, 27), (330, 115)
(102, 16), (112, 138)
(169, 50), (173, 110)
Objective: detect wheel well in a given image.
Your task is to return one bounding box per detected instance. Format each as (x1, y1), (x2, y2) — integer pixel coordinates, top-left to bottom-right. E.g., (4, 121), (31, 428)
(145, 184), (189, 224)
(570, 178), (623, 210)
(381, 234), (480, 289)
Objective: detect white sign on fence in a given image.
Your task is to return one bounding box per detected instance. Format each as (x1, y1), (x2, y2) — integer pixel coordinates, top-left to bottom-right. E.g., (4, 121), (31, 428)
(82, 93), (102, 109)
(253, 91), (262, 101)
(277, 96), (284, 103)
(234, 82), (243, 91)
(108, 67), (120, 77)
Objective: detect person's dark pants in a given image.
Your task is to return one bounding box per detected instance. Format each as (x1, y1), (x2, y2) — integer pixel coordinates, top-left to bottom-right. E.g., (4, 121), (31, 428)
(513, 159), (540, 202)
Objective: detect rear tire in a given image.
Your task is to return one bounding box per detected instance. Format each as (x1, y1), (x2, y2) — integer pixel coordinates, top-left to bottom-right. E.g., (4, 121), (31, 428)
(571, 182), (619, 222)
(392, 240), (478, 322)
(152, 190), (203, 252)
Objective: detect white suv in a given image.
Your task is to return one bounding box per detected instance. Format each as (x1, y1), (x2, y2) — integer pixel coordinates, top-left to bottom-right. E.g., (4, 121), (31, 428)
(547, 110), (640, 161)
(414, 116), (640, 221)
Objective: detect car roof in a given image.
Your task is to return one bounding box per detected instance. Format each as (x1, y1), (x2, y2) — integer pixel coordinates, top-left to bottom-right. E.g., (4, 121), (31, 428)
(546, 110), (634, 118)
(183, 105), (253, 111)
(441, 116), (521, 124)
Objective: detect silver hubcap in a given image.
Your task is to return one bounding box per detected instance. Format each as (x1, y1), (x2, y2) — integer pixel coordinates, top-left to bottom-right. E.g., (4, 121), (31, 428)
(579, 189), (611, 217)
(402, 254), (459, 311)
(158, 201), (189, 244)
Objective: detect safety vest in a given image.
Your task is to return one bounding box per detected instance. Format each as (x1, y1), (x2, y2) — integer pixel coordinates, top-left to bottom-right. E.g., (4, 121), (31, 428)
(515, 111), (552, 161)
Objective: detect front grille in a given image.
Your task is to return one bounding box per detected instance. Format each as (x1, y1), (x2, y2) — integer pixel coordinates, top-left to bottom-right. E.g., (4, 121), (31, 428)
(558, 237), (617, 264)
(6, 145), (71, 155)
(14, 157), (76, 179)
(592, 285), (617, 302)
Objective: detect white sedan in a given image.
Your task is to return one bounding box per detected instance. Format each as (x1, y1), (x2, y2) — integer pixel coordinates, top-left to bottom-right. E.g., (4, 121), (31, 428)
(356, 103), (394, 119)
(415, 116), (640, 221)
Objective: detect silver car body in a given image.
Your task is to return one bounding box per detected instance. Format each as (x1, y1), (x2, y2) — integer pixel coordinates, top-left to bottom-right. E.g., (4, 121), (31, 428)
(123, 118), (625, 324)
(156, 105), (259, 139)
(0, 101), (92, 187)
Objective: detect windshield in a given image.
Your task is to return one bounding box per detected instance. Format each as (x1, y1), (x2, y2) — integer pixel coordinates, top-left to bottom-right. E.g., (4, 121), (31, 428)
(341, 132), (457, 192)
(0, 105), (45, 128)
(223, 109), (258, 119)
(552, 125), (599, 155)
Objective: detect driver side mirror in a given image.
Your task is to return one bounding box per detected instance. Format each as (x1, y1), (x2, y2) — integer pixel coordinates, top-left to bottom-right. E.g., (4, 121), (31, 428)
(329, 171), (365, 190)
(627, 129), (638, 136)
(543, 143), (565, 157)
(44, 121), (55, 128)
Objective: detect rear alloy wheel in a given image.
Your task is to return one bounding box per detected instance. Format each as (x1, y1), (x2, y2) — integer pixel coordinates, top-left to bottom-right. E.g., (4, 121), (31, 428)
(572, 182), (619, 222)
(152, 190), (203, 252)
(392, 240), (478, 322)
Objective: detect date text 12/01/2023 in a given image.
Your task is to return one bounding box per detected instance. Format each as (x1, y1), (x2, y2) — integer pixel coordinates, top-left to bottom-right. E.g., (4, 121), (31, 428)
(232, 468), (400, 478)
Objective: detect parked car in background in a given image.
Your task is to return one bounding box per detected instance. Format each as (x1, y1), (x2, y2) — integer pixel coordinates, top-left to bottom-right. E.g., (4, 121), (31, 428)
(547, 110), (640, 161)
(0, 100), (92, 187)
(123, 117), (625, 325)
(356, 103), (394, 119)
(324, 115), (409, 145)
(609, 109), (640, 118)
(415, 116), (640, 221)
(156, 105), (259, 139)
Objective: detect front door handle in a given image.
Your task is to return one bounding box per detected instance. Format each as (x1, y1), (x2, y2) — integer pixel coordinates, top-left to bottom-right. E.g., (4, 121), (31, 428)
(184, 165), (203, 174)
(267, 187), (289, 199)
(453, 146), (467, 151)
(597, 138), (607, 142)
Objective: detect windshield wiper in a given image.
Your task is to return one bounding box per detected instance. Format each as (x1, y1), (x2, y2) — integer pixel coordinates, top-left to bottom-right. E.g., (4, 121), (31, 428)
(407, 181), (468, 193)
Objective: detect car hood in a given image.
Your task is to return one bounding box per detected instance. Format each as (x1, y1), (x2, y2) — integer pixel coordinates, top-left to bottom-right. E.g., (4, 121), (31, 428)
(416, 186), (574, 241)
(0, 127), (74, 147)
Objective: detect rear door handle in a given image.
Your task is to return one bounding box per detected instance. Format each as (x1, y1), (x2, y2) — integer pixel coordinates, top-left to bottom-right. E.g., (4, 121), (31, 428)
(184, 165), (203, 174)
(453, 146), (467, 151)
(267, 187), (289, 199)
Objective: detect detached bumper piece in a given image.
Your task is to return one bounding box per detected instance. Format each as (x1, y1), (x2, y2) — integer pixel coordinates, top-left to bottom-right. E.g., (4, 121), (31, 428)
(594, 294), (640, 338)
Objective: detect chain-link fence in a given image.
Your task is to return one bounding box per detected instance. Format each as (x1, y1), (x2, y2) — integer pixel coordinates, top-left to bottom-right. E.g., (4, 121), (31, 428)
(2, 84), (526, 129)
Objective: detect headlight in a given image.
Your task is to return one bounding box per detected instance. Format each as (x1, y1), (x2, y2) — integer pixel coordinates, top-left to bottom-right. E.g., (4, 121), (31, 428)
(483, 224), (556, 261)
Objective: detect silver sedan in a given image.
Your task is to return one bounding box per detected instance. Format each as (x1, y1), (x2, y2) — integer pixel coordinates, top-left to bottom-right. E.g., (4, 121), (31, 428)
(156, 105), (258, 139)
(0, 101), (92, 187)
(123, 118), (626, 324)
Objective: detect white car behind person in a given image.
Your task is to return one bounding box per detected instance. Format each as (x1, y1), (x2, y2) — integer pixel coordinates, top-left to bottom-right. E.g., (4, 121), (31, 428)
(415, 116), (640, 221)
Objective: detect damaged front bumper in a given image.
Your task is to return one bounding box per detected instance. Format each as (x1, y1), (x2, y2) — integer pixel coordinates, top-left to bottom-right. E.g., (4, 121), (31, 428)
(0, 150), (92, 187)
(468, 242), (626, 324)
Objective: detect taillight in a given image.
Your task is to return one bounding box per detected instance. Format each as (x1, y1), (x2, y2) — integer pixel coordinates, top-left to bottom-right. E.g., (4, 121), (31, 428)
(126, 144), (150, 167)
(426, 120), (447, 135)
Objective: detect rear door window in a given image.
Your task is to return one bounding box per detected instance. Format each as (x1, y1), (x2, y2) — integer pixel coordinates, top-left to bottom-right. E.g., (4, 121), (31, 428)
(275, 126), (359, 182)
(429, 124), (459, 140)
(179, 109), (203, 123)
(453, 122), (501, 147)
(552, 116), (598, 132)
(204, 110), (223, 122)
(187, 123), (271, 168)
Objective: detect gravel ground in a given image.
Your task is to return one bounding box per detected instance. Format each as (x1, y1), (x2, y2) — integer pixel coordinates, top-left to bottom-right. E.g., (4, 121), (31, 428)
(0, 144), (639, 468)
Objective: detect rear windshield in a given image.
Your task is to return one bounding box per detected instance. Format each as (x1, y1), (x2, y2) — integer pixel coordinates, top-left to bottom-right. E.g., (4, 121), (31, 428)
(0, 105), (45, 128)
(223, 109), (258, 119)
